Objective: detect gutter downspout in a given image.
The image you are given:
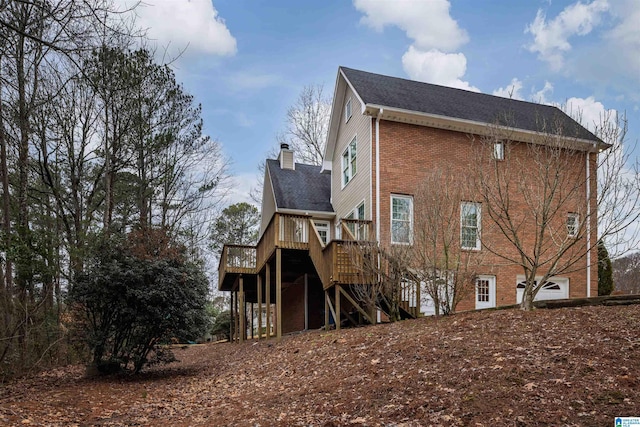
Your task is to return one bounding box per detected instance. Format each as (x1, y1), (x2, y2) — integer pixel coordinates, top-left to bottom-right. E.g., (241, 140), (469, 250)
(586, 149), (592, 298)
(376, 109), (383, 241)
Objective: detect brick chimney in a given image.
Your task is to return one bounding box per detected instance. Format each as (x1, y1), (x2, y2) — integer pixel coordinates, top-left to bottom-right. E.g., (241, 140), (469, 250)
(278, 143), (295, 170)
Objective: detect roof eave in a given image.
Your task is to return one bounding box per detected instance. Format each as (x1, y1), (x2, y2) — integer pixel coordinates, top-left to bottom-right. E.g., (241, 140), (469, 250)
(277, 208), (336, 218)
(363, 104), (607, 151)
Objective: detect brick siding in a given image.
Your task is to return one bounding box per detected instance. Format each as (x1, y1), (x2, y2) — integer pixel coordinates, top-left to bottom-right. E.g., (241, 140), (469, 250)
(371, 119), (598, 309)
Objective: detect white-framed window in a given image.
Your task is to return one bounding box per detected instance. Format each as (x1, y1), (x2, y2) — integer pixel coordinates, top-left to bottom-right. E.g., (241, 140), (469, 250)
(341, 137), (357, 187)
(356, 202), (365, 220)
(346, 202), (366, 239)
(461, 202), (481, 250)
(475, 275), (496, 309)
(345, 98), (352, 122)
(345, 201), (366, 240)
(567, 213), (579, 237)
(493, 141), (504, 160)
(313, 220), (330, 245)
(391, 194), (413, 244)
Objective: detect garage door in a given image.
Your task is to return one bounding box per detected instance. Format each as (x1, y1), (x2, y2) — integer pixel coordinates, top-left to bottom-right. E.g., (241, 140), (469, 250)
(516, 277), (569, 303)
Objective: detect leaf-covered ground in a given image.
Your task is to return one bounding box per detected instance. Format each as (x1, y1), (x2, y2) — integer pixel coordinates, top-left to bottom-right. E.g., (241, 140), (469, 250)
(1, 304), (639, 426)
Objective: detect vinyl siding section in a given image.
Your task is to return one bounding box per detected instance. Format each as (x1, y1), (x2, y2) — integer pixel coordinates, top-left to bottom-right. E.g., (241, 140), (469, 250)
(260, 165), (277, 236)
(331, 86), (372, 225)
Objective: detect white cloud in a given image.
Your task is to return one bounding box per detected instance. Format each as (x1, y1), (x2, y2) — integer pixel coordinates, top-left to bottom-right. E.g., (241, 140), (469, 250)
(563, 96), (612, 132)
(525, 0), (609, 70)
(604, 0), (640, 82)
(354, 0), (476, 90)
(354, 0), (468, 51)
(226, 173), (258, 205)
(402, 47), (478, 91)
(493, 78), (524, 100)
(532, 81), (554, 104)
(120, 0), (237, 58)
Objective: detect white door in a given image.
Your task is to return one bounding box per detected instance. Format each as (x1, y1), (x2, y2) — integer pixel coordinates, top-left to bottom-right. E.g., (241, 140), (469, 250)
(420, 292), (436, 316)
(516, 277), (569, 303)
(475, 275), (496, 309)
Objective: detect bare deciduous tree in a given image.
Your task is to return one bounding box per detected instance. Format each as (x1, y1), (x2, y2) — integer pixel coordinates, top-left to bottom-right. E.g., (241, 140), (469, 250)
(347, 241), (413, 322)
(471, 112), (639, 310)
(412, 166), (482, 315)
(277, 84), (330, 166)
(251, 84), (331, 205)
(612, 252), (640, 295)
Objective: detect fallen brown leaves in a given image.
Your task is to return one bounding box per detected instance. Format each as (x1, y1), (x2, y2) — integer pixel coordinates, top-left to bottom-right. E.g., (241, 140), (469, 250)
(1, 304), (639, 426)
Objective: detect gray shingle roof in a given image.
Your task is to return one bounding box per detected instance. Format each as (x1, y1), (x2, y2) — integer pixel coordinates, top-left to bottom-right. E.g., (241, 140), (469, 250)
(267, 159), (334, 213)
(341, 67), (601, 143)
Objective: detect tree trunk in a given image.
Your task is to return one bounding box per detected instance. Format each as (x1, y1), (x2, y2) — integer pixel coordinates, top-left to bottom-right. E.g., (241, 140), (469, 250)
(15, 23), (31, 360)
(0, 55), (12, 332)
(102, 106), (112, 230)
(521, 285), (535, 310)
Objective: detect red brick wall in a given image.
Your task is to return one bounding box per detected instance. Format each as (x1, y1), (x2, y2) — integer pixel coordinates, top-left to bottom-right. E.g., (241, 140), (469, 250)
(370, 119), (598, 309)
(280, 276), (325, 334)
(281, 283), (304, 334)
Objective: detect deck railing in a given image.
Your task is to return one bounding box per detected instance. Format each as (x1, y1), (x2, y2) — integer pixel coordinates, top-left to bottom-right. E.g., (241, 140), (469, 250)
(341, 219), (373, 241)
(308, 220), (329, 287)
(220, 213), (379, 291)
(333, 240), (378, 287)
(400, 279), (420, 318)
(309, 218), (377, 289)
(218, 244), (257, 288)
(254, 212), (312, 270)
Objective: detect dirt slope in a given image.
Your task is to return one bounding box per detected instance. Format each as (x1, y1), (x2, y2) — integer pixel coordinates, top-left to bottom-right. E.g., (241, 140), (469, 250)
(1, 304), (639, 426)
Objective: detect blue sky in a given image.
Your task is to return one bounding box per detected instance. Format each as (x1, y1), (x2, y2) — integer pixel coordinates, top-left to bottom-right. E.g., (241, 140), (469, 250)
(122, 0), (640, 205)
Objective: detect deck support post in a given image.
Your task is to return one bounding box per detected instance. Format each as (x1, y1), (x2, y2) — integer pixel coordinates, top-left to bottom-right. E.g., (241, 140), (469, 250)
(326, 289), (337, 330)
(324, 289), (329, 330)
(234, 289), (239, 342)
(250, 302), (254, 340)
(415, 278), (421, 318)
(266, 263), (271, 340)
(276, 248), (282, 340)
(257, 274), (263, 340)
(239, 275), (245, 343)
(335, 284), (341, 331)
(230, 292), (235, 342)
(371, 286), (377, 325)
(304, 273), (309, 330)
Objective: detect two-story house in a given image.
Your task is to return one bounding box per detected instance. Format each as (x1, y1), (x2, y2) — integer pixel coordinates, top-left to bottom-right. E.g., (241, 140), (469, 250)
(218, 67), (605, 342)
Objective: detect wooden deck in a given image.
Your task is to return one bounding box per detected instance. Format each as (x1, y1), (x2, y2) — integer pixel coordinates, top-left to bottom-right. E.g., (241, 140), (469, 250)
(218, 213), (375, 291)
(218, 213), (421, 342)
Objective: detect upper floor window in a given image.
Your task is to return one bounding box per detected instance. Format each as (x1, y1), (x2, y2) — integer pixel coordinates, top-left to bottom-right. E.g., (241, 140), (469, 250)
(342, 137), (357, 187)
(346, 202), (367, 239)
(461, 202), (481, 250)
(493, 141), (504, 160)
(356, 202), (365, 220)
(567, 213), (579, 237)
(391, 195), (413, 244)
(345, 98), (352, 122)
